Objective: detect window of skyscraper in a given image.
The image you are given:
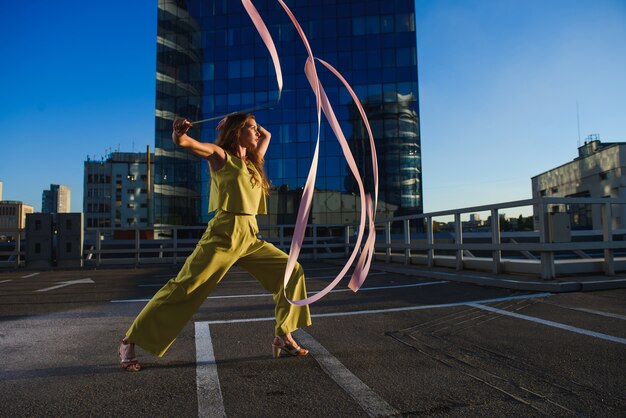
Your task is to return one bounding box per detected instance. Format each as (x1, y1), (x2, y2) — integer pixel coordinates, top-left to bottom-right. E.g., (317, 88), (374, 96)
(155, 0), (422, 226)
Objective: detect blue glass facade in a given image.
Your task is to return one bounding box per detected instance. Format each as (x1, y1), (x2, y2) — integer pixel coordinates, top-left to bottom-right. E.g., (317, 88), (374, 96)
(155, 0), (422, 226)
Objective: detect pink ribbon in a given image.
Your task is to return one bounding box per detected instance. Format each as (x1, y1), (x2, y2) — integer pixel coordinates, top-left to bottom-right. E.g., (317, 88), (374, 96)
(191, 0), (283, 128)
(242, 0), (378, 305)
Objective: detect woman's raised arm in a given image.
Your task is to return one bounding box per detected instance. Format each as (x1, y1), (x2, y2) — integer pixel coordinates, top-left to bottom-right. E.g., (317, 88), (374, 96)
(255, 124), (271, 159)
(172, 119), (226, 167)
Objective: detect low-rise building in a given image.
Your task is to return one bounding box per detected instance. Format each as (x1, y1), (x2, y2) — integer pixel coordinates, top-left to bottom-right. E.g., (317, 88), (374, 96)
(0, 201), (34, 239)
(531, 137), (626, 230)
(84, 151), (154, 229)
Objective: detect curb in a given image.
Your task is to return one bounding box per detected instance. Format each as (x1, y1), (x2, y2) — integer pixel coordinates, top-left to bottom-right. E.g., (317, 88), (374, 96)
(365, 262), (626, 293)
(580, 279), (626, 292)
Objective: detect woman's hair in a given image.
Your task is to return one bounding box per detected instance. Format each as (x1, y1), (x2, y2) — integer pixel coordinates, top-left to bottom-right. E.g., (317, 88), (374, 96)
(215, 112), (270, 195)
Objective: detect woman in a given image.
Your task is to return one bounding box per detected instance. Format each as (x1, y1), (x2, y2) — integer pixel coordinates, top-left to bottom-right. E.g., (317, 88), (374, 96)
(118, 113), (312, 372)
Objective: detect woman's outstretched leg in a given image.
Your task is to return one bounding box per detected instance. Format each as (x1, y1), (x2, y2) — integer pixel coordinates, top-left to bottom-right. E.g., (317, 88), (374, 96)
(237, 239), (312, 356)
(121, 214), (241, 361)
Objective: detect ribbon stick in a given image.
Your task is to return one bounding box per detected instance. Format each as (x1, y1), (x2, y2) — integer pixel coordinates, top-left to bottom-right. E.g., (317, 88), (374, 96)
(241, 0), (378, 304)
(191, 100), (278, 126)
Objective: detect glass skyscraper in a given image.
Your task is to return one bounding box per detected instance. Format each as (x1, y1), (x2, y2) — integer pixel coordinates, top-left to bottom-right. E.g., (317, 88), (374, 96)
(154, 0), (422, 227)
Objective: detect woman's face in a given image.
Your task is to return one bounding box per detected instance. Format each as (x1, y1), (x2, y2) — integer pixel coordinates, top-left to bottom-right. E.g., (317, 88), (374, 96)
(238, 118), (260, 150)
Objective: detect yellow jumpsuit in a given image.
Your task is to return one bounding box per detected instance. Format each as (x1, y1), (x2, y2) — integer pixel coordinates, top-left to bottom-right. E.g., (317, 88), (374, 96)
(126, 152), (312, 357)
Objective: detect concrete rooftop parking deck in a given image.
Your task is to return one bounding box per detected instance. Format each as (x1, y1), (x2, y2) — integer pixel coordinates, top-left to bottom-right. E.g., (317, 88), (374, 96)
(1, 262), (625, 417)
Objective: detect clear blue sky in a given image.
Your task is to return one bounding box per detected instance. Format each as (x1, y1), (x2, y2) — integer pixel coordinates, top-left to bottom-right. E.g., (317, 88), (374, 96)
(1, 0), (625, 218)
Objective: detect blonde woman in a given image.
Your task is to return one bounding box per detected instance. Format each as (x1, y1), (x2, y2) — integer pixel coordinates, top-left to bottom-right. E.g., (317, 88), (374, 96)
(118, 113), (311, 372)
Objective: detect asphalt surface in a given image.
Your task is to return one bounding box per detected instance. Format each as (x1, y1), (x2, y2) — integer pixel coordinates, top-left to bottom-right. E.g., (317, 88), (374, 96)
(0, 262), (625, 417)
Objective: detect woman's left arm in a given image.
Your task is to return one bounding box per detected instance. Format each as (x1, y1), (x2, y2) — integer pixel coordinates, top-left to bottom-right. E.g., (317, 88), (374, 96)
(256, 125), (271, 159)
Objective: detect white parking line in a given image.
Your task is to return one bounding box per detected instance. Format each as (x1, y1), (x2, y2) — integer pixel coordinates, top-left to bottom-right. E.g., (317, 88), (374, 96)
(36, 278), (94, 293)
(333, 281), (447, 293)
(139, 280), (259, 287)
(111, 298), (152, 303)
(21, 272), (40, 278)
(154, 266), (352, 280)
(563, 306), (626, 321)
(195, 322), (226, 418)
(112, 281), (446, 303)
(297, 330), (399, 417)
(0, 280), (12, 284)
(139, 272), (386, 288)
(203, 281), (446, 300)
(193, 322), (399, 418)
(200, 293), (552, 325)
(469, 303), (626, 345)
(540, 301), (626, 321)
(311, 272), (386, 280)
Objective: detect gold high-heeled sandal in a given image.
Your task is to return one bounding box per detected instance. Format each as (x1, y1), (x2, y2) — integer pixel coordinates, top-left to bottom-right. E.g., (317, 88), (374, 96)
(271, 336), (309, 358)
(118, 339), (141, 372)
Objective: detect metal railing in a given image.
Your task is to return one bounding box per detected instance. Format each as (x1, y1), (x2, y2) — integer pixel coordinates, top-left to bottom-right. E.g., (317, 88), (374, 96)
(2, 197), (625, 279)
(375, 197), (626, 279)
(80, 223), (354, 267)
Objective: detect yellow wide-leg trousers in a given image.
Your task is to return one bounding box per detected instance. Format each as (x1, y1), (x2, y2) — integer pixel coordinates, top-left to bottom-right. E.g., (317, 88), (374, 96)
(126, 211), (312, 357)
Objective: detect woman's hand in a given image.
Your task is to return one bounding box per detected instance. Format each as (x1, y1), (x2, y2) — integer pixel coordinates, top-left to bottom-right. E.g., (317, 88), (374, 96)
(256, 124), (271, 158)
(169, 118), (226, 164)
(172, 118), (193, 145)
(257, 124), (270, 139)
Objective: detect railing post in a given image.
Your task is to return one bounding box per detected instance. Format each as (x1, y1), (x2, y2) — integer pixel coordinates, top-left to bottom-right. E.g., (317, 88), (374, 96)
(14, 230), (21, 268)
(280, 226), (285, 251)
(96, 228), (101, 267)
(403, 219), (410, 265)
(313, 225), (318, 259)
(385, 221), (391, 263)
(135, 228), (140, 267)
(603, 202), (615, 275)
(454, 213), (463, 270)
(491, 209), (501, 274)
(344, 225), (350, 257)
(426, 217), (434, 267)
(538, 200), (554, 279)
(173, 227), (178, 265)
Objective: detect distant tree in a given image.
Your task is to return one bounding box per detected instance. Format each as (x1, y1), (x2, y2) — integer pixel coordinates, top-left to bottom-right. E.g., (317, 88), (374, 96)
(516, 214), (534, 231)
(499, 214), (512, 231)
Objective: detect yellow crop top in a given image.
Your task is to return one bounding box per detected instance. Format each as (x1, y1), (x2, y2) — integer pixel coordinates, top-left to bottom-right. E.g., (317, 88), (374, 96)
(208, 152), (267, 215)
